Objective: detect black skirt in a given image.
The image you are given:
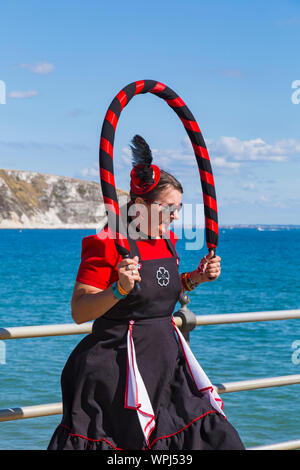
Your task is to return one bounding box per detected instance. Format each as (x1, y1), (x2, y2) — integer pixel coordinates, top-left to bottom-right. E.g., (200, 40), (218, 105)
(47, 233), (244, 450)
(47, 316), (244, 450)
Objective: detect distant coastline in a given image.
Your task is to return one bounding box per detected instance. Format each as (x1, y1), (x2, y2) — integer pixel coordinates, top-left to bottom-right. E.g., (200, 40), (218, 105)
(175, 224), (300, 229)
(1, 224), (299, 230)
(219, 224), (300, 229)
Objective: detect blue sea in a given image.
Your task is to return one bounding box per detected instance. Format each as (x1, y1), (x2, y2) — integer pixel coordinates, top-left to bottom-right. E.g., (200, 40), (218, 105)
(0, 227), (299, 450)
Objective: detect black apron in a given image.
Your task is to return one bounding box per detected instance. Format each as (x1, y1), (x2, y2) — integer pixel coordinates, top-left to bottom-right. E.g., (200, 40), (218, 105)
(47, 234), (245, 450)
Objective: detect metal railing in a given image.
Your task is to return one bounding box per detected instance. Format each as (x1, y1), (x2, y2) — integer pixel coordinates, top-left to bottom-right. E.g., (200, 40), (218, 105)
(1, 304), (300, 450)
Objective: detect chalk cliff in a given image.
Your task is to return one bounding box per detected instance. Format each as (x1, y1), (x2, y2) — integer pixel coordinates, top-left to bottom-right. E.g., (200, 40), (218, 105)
(0, 169), (129, 229)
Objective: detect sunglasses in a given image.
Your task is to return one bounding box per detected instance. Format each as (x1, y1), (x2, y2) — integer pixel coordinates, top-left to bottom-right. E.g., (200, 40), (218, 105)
(144, 198), (183, 215)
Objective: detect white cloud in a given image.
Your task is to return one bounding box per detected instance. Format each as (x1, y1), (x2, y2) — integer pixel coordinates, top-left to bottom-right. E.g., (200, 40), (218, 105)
(206, 136), (292, 162)
(258, 195), (269, 202)
(8, 90), (38, 99)
(120, 146), (132, 165)
(80, 167), (98, 178)
(120, 134), (297, 177)
(212, 156), (241, 169)
(242, 182), (256, 191)
(18, 62), (55, 74)
(180, 135), (300, 166)
(163, 134), (296, 172)
(78, 134), (300, 197)
(272, 201), (288, 209)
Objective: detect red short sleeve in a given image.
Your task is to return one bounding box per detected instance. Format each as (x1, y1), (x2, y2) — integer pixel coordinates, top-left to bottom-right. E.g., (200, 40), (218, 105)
(75, 228), (179, 290)
(75, 229), (121, 290)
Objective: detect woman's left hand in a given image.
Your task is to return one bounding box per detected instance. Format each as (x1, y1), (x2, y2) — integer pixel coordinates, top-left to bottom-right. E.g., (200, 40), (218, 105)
(196, 251), (221, 283)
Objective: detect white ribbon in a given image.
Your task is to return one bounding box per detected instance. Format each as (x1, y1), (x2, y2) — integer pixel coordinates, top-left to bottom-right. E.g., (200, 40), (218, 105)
(172, 318), (226, 417)
(125, 320), (156, 446)
(125, 318), (225, 448)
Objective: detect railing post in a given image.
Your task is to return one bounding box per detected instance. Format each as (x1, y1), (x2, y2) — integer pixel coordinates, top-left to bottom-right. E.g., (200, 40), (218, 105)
(174, 293), (197, 345)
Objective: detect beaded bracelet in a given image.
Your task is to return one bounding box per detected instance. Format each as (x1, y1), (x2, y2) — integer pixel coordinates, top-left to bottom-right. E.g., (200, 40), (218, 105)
(181, 272), (193, 291)
(181, 273), (189, 291)
(184, 272), (193, 291)
(188, 272), (200, 289)
(181, 272), (201, 292)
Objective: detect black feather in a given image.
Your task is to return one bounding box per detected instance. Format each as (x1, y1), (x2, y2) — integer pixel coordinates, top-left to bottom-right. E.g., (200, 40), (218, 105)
(130, 135), (154, 183)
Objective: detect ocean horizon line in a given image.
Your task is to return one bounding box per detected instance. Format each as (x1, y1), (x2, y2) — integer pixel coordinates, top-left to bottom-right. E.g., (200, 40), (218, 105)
(1, 223), (300, 230)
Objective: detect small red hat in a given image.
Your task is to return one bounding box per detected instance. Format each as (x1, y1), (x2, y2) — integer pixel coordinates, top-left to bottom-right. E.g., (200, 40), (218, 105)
(130, 164), (161, 194)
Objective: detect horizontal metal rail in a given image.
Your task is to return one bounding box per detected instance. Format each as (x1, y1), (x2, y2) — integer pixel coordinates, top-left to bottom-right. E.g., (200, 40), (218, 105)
(0, 403), (63, 421)
(214, 374), (300, 393)
(1, 310), (299, 449)
(248, 439), (300, 450)
(195, 309), (300, 325)
(1, 374), (299, 422)
(1, 309), (300, 340)
(0, 322), (94, 340)
(0, 319), (182, 339)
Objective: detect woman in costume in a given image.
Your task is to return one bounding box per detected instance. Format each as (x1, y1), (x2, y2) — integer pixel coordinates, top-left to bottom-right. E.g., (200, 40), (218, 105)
(47, 135), (245, 451)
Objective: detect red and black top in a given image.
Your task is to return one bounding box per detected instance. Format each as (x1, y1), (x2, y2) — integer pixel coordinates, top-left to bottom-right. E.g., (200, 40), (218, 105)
(76, 226), (179, 290)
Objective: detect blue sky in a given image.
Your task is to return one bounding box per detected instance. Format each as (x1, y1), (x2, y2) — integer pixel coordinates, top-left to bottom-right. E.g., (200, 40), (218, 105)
(0, 0), (300, 225)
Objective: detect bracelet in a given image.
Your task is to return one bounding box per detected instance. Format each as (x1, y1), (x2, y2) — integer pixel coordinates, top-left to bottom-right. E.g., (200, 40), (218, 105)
(181, 272), (200, 292)
(112, 281), (127, 300)
(185, 272), (193, 291)
(187, 272), (200, 289)
(181, 273), (189, 291)
(117, 280), (129, 296)
(181, 272), (193, 291)
(180, 273), (186, 290)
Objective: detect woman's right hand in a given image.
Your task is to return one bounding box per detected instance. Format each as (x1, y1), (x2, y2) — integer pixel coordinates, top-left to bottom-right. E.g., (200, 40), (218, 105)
(117, 255), (141, 293)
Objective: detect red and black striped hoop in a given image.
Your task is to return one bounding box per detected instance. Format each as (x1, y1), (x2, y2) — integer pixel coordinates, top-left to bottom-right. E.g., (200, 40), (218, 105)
(99, 80), (218, 258)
